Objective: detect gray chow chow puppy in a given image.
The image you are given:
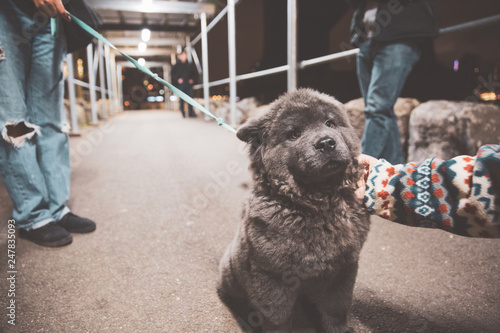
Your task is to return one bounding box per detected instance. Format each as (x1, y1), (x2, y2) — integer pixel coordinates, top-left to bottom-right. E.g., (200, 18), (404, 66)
(217, 89), (370, 333)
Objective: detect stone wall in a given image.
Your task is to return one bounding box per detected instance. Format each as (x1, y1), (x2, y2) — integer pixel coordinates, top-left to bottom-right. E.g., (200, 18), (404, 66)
(194, 97), (263, 125)
(408, 100), (500, 161)
(235, 96), (500, 162)
(344, 98), (420, 160)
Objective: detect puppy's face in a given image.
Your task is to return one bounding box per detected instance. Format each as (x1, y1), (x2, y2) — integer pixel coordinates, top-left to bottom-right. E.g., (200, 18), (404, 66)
(238, 89), (360, 187)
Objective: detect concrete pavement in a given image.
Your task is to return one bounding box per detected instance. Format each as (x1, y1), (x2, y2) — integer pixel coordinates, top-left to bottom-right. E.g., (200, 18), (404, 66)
(0, 110), (499, 333)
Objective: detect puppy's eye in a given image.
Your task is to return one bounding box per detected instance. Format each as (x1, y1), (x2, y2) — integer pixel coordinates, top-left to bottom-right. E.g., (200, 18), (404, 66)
(325, 120), (335, 128)
(289, 130), (301, 140)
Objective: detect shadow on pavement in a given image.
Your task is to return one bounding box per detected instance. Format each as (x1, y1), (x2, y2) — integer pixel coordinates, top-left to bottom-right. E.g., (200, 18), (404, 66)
(351, 294), (484, 333)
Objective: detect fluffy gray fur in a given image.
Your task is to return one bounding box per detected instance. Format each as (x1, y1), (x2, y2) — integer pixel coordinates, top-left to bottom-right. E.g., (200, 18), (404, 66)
(217, 89), (370, 333)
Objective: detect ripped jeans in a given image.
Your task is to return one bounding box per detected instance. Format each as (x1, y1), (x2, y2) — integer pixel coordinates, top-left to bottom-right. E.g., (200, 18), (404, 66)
(0, 1), (71, 230)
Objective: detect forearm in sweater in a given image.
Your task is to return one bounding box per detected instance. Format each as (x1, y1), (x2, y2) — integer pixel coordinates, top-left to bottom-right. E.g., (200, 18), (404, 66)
(364, 145), (500, 238)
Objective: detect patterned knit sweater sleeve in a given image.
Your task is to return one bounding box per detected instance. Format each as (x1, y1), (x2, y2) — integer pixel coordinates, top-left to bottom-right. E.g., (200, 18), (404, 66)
(363, 145), (500, 238)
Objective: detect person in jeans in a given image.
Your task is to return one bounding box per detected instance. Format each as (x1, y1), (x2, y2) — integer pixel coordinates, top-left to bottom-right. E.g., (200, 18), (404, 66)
(171, 50), (197, 118)
(346, 0), (440, 163)
(0, 0), (96, 247)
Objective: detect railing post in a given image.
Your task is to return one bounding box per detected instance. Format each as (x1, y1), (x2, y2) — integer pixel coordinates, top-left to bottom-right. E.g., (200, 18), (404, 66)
(111, 53), (120, 112)
(105, 44), (114, 115)
(191, 48), (203, 76)
(117, 64), (123, 112)
(98, 40), (107, 119)
(163, 64), (170, 110)
(287, 0), (298, 91)
(185, 35), (192, 63)
(228, 0), (237, 126)
(66, 53), (79, 134)
(86, 43), (98, 125)
(201, 12), (211, 118)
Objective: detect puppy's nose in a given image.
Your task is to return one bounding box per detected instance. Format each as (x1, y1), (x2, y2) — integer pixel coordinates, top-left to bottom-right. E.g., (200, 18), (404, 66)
(314, 137), (336, 152)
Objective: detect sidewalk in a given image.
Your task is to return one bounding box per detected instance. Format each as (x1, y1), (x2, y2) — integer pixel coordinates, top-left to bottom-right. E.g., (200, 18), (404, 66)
(1, 110), (499, 332)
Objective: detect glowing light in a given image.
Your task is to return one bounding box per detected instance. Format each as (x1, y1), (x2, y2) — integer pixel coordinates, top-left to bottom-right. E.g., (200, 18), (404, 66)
(77, 58), (84, 78)
(138, 42), (147, 53)
(146, 96), (165, 103)
(62, 62), (68, 78)
(480, 92), (497, 101)
(141, 28), (151, 42)
(124, 101), (130, 107)
(142, 0), (153, 12)
(147, 84), (154, 90)
(138, 58), (146, 66)
(453, 59), (459, 72)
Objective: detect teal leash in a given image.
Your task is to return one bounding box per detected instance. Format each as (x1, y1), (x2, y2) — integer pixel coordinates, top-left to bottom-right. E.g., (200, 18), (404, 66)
(67, 12), (237, 134)
(50, 18), (60, 38)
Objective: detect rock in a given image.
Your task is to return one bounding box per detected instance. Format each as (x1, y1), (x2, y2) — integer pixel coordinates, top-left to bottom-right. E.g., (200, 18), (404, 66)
(237, 97), (263, 124)
(206, 97), (262, 125)
(64, 99), (86, 129)
(64, 97), (120, 130)
(408, 100), (500, 161)
(247, 104), (272, 120)
(343, 98), (365, 138)
(193, 97), (229, 120)
(193, 97), (220, 116)
(237, 97), (260, 122)
(96, 99), (112, 120)
(343, 98), (420, 160)
(214, 101), (231, 122)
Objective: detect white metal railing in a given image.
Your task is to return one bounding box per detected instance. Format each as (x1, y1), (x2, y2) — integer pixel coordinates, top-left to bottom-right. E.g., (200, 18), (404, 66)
(66, 2), (500, 133)
(191, 6), (229, 46)
(65, 2), (221, 134)
(66, 41), (123, 134)
(191, 1), (500, 127)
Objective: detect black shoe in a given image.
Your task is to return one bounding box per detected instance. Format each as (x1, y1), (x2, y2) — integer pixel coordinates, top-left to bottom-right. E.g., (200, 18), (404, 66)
(19, 222), (73, 247)
(57, 212), (96, 233)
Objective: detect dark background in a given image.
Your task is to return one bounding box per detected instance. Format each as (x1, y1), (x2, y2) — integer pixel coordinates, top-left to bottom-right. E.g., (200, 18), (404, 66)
(191, 0), (500, 104)
(121, 0), (500, 108)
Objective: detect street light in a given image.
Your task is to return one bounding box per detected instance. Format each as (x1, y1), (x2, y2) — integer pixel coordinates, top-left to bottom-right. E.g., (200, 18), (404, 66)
(138, 42), (147, 53)
(141, 28), (151, 42)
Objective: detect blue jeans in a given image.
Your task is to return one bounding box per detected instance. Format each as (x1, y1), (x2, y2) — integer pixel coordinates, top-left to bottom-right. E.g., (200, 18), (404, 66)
(356, 40), (420, 164)
(0, 1), (70, 230)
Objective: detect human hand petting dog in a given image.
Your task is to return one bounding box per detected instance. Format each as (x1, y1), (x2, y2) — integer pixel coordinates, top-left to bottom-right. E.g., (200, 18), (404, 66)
(33, 0), (70, 21)
(355, 154), (379, 200)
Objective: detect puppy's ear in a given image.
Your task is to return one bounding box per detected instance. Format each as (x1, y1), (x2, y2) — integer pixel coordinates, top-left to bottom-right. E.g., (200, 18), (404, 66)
(237, 117), (265, 146)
